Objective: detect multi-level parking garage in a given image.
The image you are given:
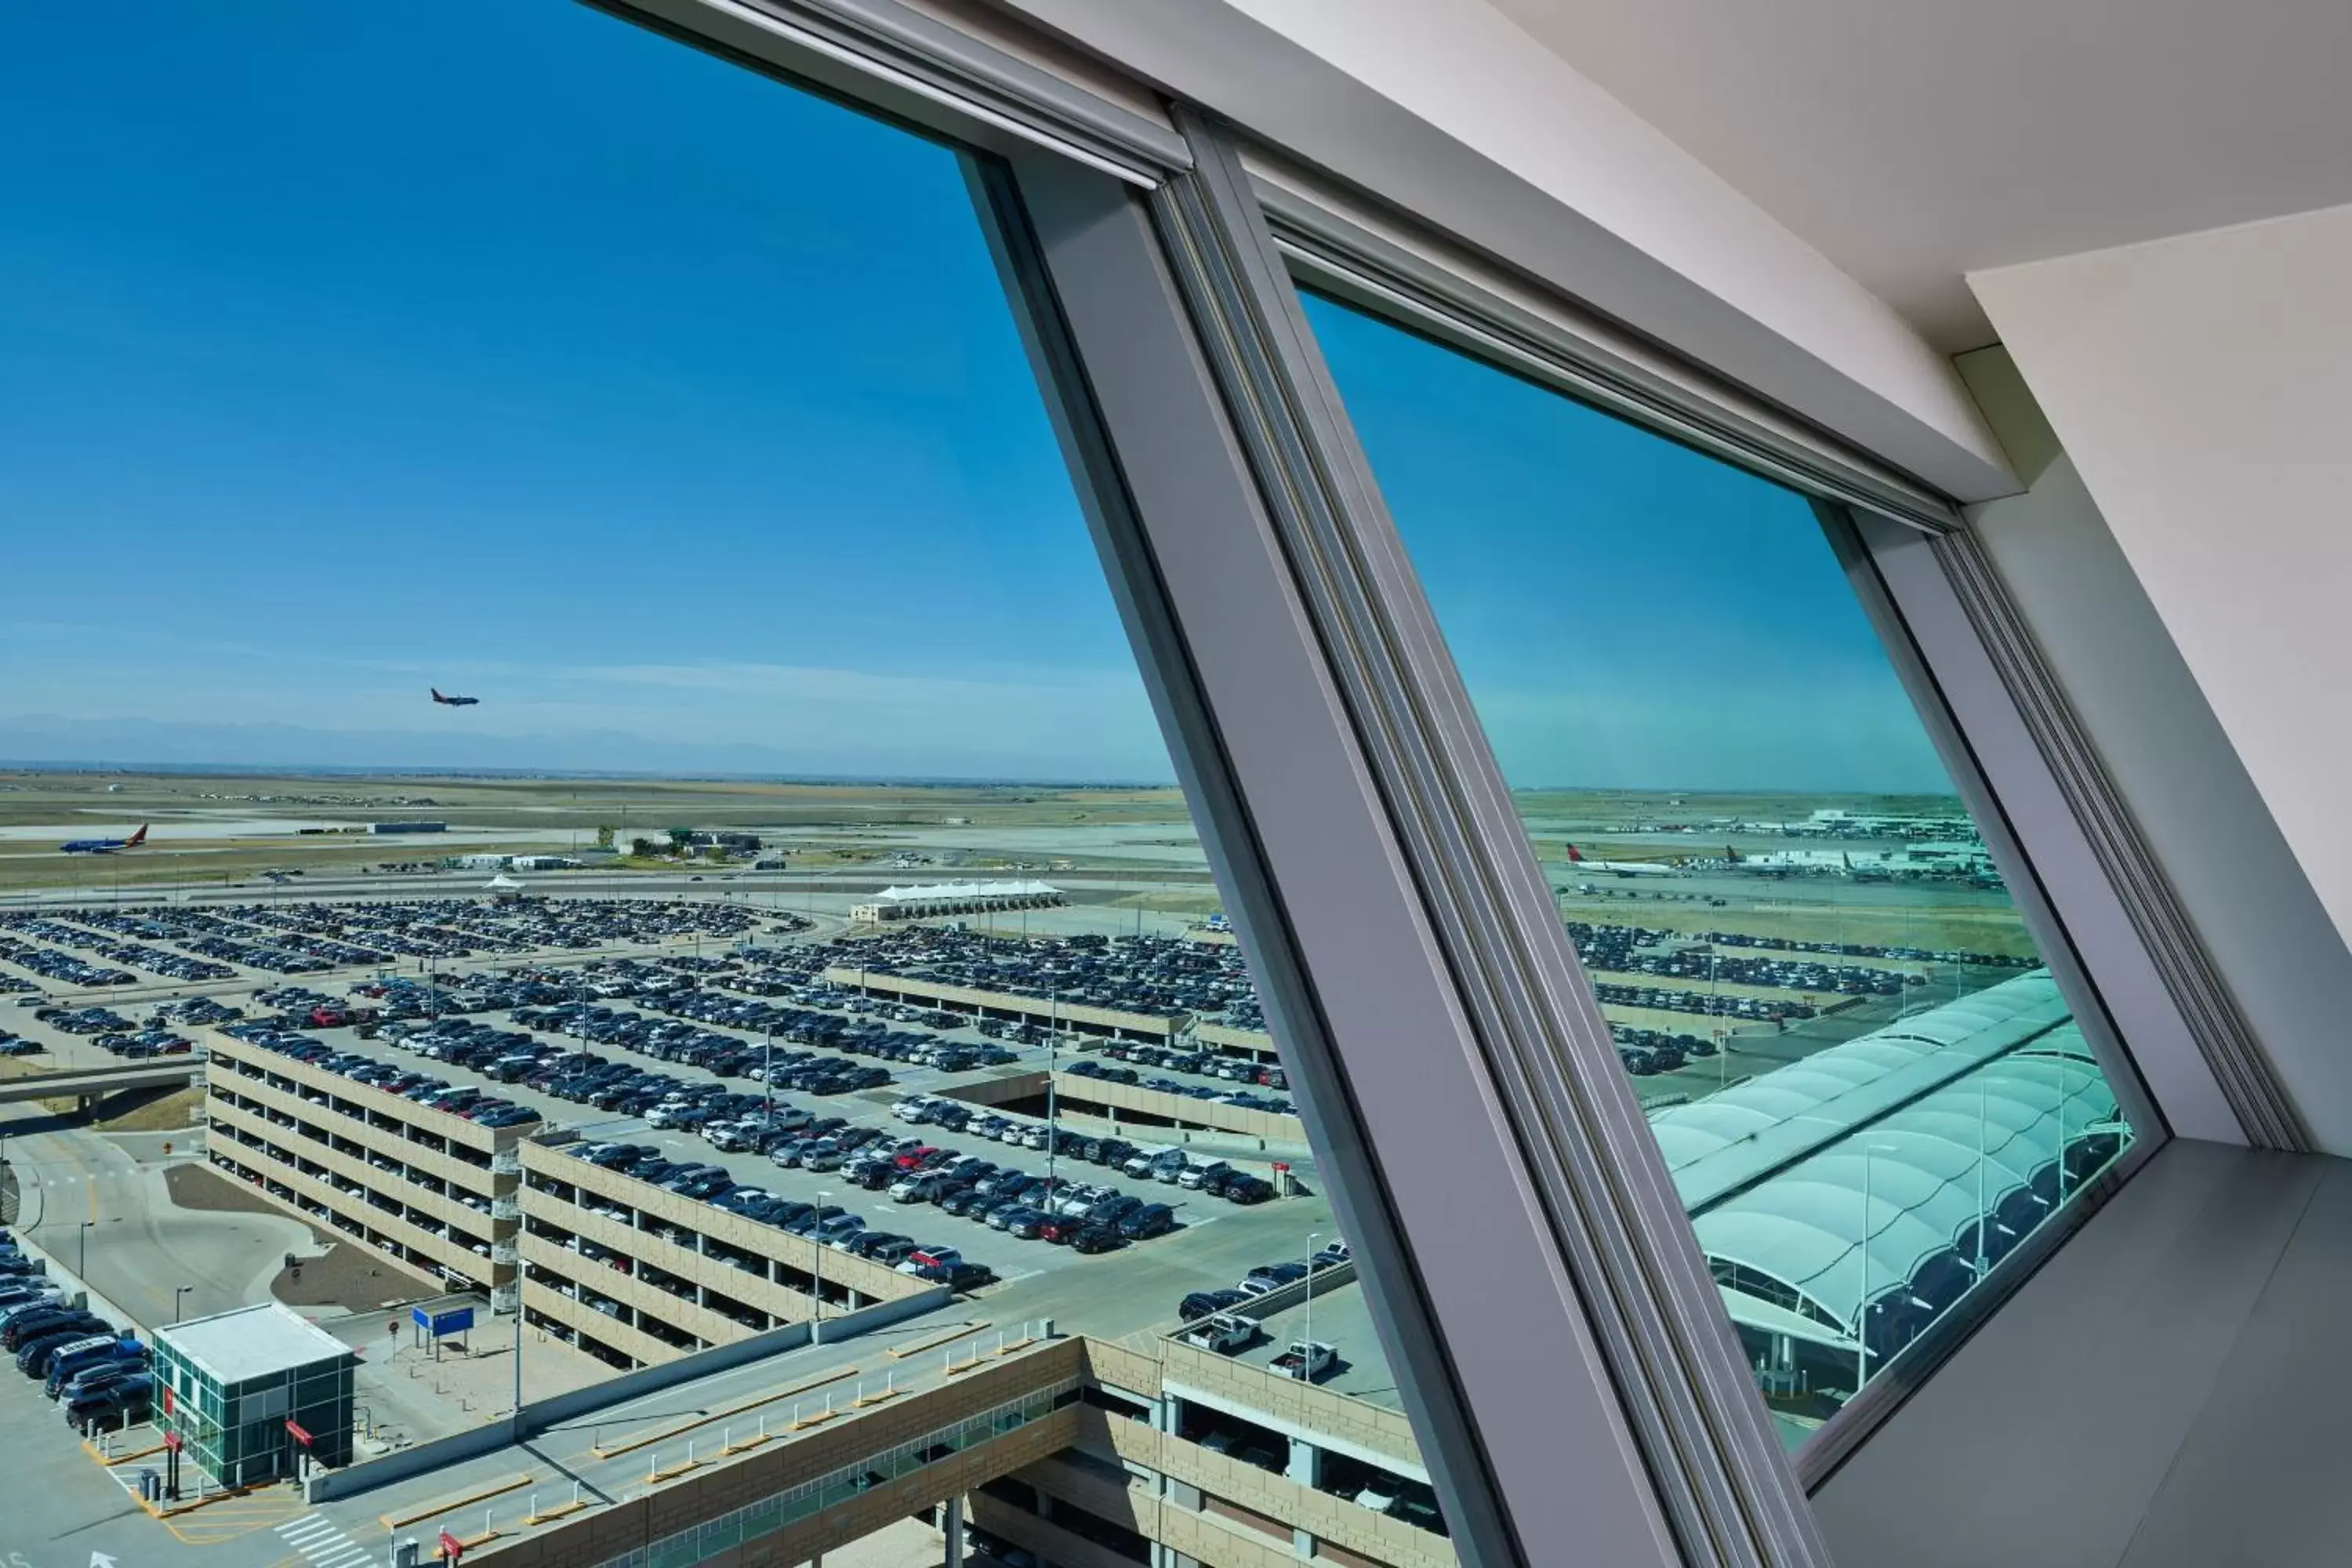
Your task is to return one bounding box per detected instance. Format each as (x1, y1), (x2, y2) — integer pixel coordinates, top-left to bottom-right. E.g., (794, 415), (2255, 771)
(203, 1028), (528, 1298)
(2, 884), (2115, 1565)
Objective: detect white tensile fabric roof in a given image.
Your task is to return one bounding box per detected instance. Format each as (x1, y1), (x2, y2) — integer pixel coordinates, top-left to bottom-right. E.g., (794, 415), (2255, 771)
(1652, 969), (2074, 1212)
(873, 880), (1059, 902)
(1690, 1046), (2118, 1336)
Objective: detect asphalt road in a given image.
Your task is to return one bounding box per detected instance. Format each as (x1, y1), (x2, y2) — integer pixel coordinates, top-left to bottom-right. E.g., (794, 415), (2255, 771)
(3, 1118), (315, 1331)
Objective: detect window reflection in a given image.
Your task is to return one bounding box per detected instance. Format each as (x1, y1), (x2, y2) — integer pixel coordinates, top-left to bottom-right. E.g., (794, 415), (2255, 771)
(1300, 293), (2132, 1445)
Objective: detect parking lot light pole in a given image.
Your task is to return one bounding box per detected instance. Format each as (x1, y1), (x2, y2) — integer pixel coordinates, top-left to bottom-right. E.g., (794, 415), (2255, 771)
(173, 1284), (193, 1323)
(1304, 1232), (1319, 1373)
(1045, 987), (1063, 1196)
(1858, 1142), (1899, 1398)
(812, 1189), (829, 1343)
(78, 1219), (93, 1282)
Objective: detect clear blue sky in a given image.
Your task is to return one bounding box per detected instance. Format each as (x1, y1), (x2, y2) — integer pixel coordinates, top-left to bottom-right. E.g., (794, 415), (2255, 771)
(0, 0), (1166, 780)
(0, 1), (1947, 794)
(1304, 296), (1954, 794)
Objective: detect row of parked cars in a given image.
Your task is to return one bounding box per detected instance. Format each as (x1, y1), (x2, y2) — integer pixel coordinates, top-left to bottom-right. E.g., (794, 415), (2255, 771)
(564, 1142), (997, 1289)
(89, 1028), (195, 1058)
(892, 1096), (1278, 1204)
(834, 927), (1256, 1025)
(648, 982), (1021, 1076)
(223, 1021), (542, 1128)
(0, 931), (136, 988)
(0, 1236), (152, 1432)
(1062, 1057), (1294, 1116)
(1095, 1040), (1288, 1090)
(1175, 1238), (1353, 1328)
(252, 897), (775, 965)
(511, 1003), (894, 1098)
(26, 1004), (136, 1034)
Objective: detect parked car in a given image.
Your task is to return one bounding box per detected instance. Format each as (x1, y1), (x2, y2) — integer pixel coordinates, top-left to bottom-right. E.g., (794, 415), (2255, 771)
(1181, 1313), (1256, 1355)
(1271, 1340), (1337, 1382)
(1178, 1288), (1250, 1322)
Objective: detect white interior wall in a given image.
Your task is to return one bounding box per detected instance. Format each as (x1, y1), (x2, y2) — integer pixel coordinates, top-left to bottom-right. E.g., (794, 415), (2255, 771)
(1973, 205), (2352, 1152)
(984, 0), (2016, 500)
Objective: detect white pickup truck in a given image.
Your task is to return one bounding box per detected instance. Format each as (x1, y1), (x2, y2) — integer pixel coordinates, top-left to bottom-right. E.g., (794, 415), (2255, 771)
(1181, 1312), (1257, 1356)
(1271, 1341), (1337, 1382)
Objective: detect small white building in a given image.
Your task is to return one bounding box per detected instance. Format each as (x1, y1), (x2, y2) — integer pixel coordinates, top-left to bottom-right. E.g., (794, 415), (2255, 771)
(851, 879), (1065, 924)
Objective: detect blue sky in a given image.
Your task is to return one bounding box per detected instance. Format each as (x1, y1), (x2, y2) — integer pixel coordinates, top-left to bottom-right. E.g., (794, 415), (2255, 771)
(0, 0), (1167, 779)
(0, 2), (1947, 793)
(1304, 297), (1954, 793)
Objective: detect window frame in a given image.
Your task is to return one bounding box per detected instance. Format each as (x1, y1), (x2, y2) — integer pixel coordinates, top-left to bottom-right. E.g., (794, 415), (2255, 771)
(476, 1), (2288, 1557)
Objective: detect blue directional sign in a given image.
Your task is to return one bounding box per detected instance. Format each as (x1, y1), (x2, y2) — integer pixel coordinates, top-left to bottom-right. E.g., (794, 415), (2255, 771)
(412, 1305), (474, 1338)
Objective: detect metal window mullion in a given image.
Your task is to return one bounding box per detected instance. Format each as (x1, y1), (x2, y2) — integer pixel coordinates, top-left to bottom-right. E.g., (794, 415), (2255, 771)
(1926, 525), (2306, 1149)
(592, 0), (1188, 184)
(1820, 506), (2171, 1149)
(1151, 112), (1832, 1568)
(989, 151), (1686, 1568)
(1852, 515), (2262, 1150)
(1247, 165), (1964, 539)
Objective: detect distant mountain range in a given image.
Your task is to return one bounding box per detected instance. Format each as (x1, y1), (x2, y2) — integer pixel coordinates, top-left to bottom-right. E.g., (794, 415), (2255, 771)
(0, 714), (1171, 786)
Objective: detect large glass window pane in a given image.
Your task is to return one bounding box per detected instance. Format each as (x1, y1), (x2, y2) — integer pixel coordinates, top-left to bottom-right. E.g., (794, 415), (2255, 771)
(0, 3), (1443, 1558)
(1299, 294), (2135, 1447)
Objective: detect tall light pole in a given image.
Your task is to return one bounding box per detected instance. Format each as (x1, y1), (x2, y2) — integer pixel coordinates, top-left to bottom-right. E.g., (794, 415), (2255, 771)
(1857, 1142), (1899, 1398)
(78, 1220), (93, 1283)
(1045, 986), (1060, 1196)
(1857, 1150), (1872, 1398)
(1974, 1080), (1990, 1279)
(1303, 1232), (1319, 1377)
(811, 1189), (829, 1344)
(173, 1285), (194, 1323)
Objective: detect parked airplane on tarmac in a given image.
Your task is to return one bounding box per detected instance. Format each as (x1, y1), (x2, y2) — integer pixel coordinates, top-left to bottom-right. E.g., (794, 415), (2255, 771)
(60, 825), (147, 855)
(1564, 843), (1680, 877)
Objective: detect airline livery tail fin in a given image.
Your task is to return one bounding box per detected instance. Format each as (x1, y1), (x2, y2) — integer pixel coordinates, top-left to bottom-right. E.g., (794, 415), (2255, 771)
(1565, 844), (1583, 864)
(128, 825), (148, 847)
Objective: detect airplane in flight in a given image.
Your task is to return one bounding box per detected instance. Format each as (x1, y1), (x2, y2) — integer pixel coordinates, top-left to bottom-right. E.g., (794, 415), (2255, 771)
(60, 825), (148, 855)
(1564, 843), (1681, 877)
(430, 688), (481, 707)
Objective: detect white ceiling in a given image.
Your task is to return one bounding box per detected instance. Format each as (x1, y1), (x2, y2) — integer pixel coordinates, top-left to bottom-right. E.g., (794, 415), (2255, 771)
(1485, 0), (2352, 348)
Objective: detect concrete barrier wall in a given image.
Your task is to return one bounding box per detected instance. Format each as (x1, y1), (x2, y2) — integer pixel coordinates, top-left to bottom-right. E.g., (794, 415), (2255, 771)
(822, 967), (1181, 1040)
(523, 1143), (924, 1304)
(1192, 1022), (1278, 1062)
(939, 1069), (1305, 1147)
(304, 1287), (950, 1503)
(1050, 1074), (1304, 1145)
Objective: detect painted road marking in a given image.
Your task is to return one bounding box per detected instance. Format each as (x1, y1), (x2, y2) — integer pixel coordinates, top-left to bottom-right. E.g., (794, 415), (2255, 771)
(276, 1515), (378, 1568)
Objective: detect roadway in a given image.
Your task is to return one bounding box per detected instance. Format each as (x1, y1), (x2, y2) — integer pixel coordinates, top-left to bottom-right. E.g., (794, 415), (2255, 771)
(0, 1059), (204, 1108)
(3, 1119), (317, 1331)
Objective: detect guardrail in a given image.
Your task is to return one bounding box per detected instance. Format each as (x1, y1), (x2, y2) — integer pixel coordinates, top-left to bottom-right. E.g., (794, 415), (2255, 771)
(303, 1287), (952, 1504)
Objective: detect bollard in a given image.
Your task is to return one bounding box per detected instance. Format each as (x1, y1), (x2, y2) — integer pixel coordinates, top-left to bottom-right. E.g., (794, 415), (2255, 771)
(527, 1493), (539, 1523)
(648, 1452), (658, 1483)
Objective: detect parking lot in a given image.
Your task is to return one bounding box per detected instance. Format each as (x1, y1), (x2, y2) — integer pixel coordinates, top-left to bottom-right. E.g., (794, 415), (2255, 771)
(210, 984), (1312, 1314)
